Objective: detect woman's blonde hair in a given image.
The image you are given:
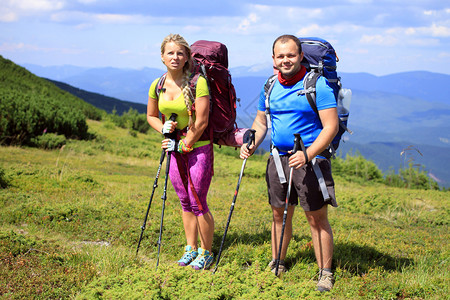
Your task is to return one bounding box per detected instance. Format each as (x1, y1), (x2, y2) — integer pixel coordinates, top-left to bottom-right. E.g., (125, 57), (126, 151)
(161, 34), (194, 127)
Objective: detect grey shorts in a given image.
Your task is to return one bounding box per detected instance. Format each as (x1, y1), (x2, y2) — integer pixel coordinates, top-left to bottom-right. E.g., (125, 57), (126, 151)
(266, 155), (338, 211)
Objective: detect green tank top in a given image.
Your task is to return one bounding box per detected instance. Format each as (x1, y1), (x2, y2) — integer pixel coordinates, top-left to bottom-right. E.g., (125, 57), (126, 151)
(148, 75), (210, 148)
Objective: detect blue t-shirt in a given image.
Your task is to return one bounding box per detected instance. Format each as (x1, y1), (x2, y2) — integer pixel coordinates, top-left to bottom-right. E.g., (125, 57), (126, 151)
(258, 75), (336, 155)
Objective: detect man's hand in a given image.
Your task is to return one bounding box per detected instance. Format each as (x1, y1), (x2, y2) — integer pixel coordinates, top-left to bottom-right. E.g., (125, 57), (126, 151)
(288, 150), (307, 169)
(240, 143), (255, 159)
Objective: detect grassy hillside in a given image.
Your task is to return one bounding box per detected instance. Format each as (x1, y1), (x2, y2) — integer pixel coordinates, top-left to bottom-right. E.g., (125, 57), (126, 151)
(0, 55), (103, 146)
(1, 120), (448, 299)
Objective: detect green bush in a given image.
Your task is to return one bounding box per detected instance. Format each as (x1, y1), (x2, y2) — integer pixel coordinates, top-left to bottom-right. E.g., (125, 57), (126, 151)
(31, 133), (66, 149)
(108, 108), (149, 134)
(385, 163), (439, 190)
(332, 152), (383, 183)
(0, 55), (102, 146)
(0, 167), (10, 188)
(333, 152), (439, 190)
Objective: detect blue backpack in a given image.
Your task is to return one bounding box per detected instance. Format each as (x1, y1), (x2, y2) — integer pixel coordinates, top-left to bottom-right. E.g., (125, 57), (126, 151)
(264, 37), (352, 158)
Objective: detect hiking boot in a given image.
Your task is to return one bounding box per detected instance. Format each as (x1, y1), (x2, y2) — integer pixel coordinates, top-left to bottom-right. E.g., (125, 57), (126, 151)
(268, 259), (287, 276)
(177, 245), (198, 267)
(189, 247), (214, 270)
(316, 270), (335, 292)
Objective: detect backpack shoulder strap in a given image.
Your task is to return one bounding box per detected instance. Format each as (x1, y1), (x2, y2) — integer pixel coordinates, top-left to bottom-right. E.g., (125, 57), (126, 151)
(155, 73), (167, 100)
(299, 70), (321, 116)
(156, 72), (201, 102)
(188, 72), (203, 103)
(299, 70), (335, 159)
(264, 74), (278, 129)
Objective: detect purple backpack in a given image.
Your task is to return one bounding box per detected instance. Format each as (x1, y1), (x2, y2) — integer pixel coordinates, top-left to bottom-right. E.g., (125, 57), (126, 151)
(156, 40), (247, 147)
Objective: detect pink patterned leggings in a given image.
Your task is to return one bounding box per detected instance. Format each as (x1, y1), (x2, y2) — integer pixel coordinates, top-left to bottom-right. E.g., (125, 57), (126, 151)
(169, 143), (213, 216)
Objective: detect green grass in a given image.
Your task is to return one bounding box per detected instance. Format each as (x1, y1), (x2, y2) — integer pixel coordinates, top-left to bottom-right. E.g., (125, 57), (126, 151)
(1, 120), (449, 299)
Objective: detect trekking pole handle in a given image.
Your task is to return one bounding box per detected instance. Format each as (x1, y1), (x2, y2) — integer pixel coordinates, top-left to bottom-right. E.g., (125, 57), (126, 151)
(169, 113), (177, 122)
(293, 133), (309, 163)
(292, 133), (301, 154)
(245, 129), (256, 150)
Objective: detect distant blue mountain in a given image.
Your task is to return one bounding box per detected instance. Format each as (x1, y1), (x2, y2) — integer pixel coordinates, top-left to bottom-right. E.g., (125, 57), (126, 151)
(21, 64), (90, 80)
(22, 64), (163, 104)
(21, 63), (450, 186)
(47, 79), (147, 115)
(339, 71), (450, 106)
(22, 63), (450, 106)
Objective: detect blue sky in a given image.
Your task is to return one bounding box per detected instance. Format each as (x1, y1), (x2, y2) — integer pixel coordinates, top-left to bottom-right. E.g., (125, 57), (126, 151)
(1, 0), (449, 76)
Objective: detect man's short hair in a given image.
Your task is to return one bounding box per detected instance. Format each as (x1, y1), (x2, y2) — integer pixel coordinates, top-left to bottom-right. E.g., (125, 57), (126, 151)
(272, 35), (302, 55)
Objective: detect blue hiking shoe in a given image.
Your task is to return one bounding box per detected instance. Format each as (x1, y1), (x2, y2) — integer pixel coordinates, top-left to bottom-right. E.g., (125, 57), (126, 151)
(177, 245), (198, 267)
(189, 247), (214, 270)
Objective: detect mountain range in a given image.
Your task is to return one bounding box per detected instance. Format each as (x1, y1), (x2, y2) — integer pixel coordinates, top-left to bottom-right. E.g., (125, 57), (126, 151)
(22, 63), (450, 187)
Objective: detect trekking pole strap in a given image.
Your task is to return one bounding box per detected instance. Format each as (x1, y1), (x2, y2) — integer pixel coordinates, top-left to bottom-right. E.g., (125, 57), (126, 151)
(271, 145), (287, 184)
(311, 157), (331, 201)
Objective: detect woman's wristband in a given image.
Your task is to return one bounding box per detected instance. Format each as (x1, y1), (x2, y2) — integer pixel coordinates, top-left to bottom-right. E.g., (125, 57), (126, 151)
(178, 140), (193, 153)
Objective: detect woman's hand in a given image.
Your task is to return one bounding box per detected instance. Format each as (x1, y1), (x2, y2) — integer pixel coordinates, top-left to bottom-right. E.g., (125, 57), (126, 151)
(162, 120), (178, 135)
(161, 138), (175, 151)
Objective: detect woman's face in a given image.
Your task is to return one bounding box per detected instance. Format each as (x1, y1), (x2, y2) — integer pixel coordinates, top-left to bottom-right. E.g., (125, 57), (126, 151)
(161, 41), (188, 72)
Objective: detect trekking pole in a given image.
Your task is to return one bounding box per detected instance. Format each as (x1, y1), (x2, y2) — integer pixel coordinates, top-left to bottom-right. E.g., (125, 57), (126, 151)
(156, 113), (177, 270)
(275, 133), (301, 276)
(213, 129), (256, 274)
(136, 148), (166, 256)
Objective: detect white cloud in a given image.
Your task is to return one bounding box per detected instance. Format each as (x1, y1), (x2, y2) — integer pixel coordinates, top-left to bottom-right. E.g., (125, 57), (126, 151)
(0, 42), (26, 51)
(360, 34), (398, 46)
(428, 23), (450, 37)
(1, 1), (449, 75)
(0, 9), (17, 22)
(13, 0), (64, 12)
(424, 8), (450, 17)
(344, 47), (369, 54)
(234, 5), (328, 35)
(347, 0), (373, 3)
(0, 41), (84, 55)
(238, 13), (260, 32)
(77, 0), (97, 4)
(95, 13), (137, 23)
(296, 24), (325, 36)
(50, 10), (150, 25)
(387, 23), (450, 39)
(439, 51), (450, 57)
(75, 23), (93, 30)
(51, 10), (88, 22)
(183, 25), (203, 33)
(0, 0), (64, 22)
(286, 7), (323, 20)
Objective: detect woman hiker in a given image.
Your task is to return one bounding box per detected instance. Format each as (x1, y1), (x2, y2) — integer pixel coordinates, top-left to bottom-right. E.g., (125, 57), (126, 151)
(147, 33), (215, 270)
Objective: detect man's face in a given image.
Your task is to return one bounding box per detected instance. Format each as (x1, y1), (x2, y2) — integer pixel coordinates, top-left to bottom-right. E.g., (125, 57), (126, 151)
(272, 39), (303, 79)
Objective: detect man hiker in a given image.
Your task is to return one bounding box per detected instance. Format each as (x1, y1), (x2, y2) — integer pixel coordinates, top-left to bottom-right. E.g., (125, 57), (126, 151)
(240, 34), (339, 292)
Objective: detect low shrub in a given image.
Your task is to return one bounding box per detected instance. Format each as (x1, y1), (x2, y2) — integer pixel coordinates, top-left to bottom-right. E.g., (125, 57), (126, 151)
(332, 153), (383, 183)
(385, 163), (439, 190)
(31, 133), (66, 149)
(0, 167), (10, 189)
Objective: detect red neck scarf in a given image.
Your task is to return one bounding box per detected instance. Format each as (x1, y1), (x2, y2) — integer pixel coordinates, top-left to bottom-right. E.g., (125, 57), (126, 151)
(278, 66), (306, 86)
